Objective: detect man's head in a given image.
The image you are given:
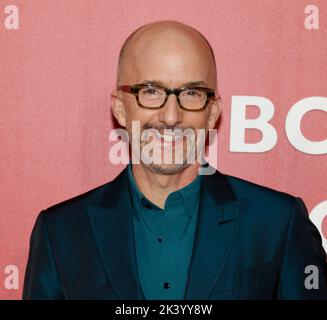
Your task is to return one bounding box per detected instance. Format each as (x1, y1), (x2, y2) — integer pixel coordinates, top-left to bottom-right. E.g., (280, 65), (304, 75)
(111, 20), (221, 175)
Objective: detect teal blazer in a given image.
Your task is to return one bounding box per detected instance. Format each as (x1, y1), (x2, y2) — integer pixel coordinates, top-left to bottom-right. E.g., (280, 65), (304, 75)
(23, 167), (327, 299)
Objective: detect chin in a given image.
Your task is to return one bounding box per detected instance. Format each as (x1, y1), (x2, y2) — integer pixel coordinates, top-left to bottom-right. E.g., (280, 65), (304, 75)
(143, 162), (190, 175)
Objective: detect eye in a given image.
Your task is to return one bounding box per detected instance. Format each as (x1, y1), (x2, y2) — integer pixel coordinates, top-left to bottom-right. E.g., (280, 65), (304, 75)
(187, 90), (198, 96)
(139, 86), (165, 101)
(143, 88), (158, 95)
(140, 87), (163, 96)
(185, 89), (201, 97)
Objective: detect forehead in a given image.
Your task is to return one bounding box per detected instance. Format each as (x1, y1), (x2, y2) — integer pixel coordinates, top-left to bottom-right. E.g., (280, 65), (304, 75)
(120, 28), (216, 87)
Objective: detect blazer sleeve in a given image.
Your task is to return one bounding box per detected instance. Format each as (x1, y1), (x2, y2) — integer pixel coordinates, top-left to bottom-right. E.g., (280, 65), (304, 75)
(277, 197), (327, 299)
(22, 211), (65, 300)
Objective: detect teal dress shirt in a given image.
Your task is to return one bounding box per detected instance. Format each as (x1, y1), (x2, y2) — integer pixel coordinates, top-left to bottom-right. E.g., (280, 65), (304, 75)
(127, 164), (202, 300)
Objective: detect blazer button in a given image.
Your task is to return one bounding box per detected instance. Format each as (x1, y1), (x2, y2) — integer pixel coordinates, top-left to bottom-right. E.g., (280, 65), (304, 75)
(158, 237), (163, 243)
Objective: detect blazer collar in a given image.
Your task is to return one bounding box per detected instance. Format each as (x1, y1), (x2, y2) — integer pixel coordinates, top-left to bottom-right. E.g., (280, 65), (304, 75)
(183, 170), (247, 299)
(86, 166), (247, 300)
(86, 168), (145, 299)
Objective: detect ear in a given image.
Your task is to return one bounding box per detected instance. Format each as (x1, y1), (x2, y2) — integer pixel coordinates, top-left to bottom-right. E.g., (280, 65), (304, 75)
(111, 91), (127, 127)
(207, 97), (221, 130)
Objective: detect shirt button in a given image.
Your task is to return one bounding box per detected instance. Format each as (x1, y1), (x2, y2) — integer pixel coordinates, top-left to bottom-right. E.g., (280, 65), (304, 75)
(157, 237), (163, 243)
(163, 282), (170, 289)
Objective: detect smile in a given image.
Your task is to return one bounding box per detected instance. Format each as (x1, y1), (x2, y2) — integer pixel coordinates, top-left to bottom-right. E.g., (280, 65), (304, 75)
(144, 129), (184, 144)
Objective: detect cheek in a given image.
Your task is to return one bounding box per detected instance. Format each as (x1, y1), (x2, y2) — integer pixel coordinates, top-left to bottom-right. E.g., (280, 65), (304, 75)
(184, 112), (209, 129)
(125, 107), (157, 131)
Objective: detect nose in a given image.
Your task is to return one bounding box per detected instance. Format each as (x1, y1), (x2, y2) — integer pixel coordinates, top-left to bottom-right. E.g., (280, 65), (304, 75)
(158, 94), (183, 127)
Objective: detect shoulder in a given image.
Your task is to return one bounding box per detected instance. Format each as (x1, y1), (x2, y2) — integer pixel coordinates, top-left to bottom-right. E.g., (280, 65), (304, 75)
(220, 172), (303, 222)
(41, 167), (128, 223)
(225, 173), (296, 204)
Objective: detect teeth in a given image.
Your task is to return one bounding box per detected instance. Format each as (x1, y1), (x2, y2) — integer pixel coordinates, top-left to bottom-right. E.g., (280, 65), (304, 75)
(158, 133), (182, 142)
(143, 129), (183, 142)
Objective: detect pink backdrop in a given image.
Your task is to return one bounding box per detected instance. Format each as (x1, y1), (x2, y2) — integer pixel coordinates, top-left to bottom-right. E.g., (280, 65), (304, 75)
(0, 0), (326, 299)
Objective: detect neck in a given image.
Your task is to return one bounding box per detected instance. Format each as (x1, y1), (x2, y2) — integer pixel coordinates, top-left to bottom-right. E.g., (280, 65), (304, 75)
(132, 164), (199, 209)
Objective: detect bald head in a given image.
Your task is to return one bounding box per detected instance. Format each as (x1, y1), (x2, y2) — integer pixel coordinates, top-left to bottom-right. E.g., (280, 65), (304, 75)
(116, 20), (217, 88)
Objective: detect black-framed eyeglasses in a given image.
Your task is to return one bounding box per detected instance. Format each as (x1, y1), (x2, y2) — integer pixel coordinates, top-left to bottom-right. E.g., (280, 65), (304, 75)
(118, 83), (217, 111)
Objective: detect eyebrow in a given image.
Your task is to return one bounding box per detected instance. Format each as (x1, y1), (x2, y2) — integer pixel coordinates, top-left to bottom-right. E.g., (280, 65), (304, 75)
(140, 80), (208, 87)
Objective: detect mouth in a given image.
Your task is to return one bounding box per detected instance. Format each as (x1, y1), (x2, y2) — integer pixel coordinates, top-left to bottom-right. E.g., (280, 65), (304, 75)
(143, 129), (184, 145)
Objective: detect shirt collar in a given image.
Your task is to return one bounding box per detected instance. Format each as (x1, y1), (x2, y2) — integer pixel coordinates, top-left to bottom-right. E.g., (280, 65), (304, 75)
(127, 163), (202, 221)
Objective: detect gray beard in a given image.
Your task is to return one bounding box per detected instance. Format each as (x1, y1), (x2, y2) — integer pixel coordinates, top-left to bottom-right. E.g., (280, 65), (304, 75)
(142, 162), (190, 175)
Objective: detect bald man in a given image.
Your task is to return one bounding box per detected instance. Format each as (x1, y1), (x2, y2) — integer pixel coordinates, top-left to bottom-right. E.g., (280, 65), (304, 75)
(23, 21), (327, 300)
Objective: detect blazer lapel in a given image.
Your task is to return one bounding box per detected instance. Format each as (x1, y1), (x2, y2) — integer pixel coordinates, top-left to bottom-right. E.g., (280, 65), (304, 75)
(184, 170), (248, 299)
(86, 168), (145, 299)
